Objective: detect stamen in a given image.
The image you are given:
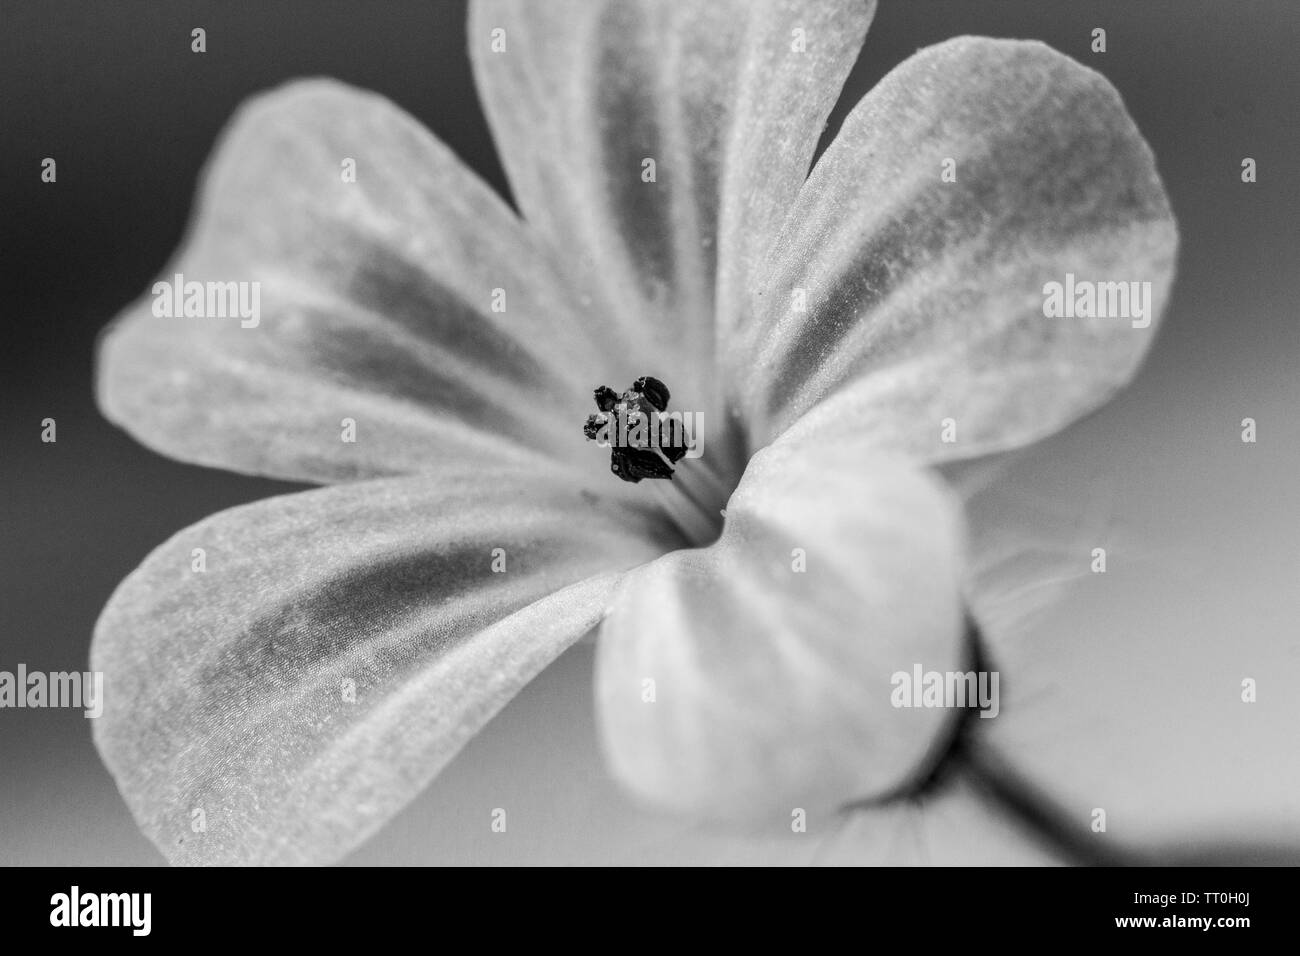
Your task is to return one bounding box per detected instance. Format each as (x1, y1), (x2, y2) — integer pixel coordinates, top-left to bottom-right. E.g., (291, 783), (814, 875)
(676, 455), (732, 511)
(593, 385), (618, 412)
(632, 375), (670, 412)
(584, 375), (727, 545)
(649, 481), (720, 547)
(611, 446), (675, 481)
(584, 375), (686, 484)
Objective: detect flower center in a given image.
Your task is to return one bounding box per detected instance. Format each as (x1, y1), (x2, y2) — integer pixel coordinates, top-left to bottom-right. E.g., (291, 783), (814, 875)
(584, 376), (732, 546)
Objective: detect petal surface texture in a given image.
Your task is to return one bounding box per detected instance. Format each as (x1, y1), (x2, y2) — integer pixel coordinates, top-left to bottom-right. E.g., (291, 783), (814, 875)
(731, 37), (1178, 462)
(470, 0), (875, 447)
(595, 435), (967, 823)
(98, 79), (605, 484)
(92, 465), (677, 865)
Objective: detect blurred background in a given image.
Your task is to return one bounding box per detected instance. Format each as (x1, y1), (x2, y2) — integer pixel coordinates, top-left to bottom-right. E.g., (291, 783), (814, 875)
(1, 0), (1297, 864)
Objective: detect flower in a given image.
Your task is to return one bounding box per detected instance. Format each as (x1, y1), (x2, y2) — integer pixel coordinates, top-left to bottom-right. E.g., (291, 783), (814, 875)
(93, 0), (1183, 865)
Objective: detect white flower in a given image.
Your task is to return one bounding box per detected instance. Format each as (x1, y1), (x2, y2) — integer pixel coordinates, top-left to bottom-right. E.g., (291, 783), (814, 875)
(93, 1), (1186, 865)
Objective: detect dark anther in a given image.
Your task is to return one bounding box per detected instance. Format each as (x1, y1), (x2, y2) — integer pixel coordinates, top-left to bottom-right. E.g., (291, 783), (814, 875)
(611, 447), (675, 483)
(633, 376), (670, 412)
(583, 413), (608, 440)
(660, 417), (687, 463)
(586, 376), (685, 483)
(593, 385), (618, 412)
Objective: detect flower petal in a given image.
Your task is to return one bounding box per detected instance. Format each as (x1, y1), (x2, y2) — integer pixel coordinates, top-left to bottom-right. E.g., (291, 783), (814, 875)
(729, 37), (1178, 461)
(98, 78), (607, 484)
(92, 464), (677, 865)
(594, 434), (967, 823)
(469, 0), (875, 432)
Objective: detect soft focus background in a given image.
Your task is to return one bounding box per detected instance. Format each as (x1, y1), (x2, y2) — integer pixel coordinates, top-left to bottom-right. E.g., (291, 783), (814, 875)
(1, 0), (1297, 864)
